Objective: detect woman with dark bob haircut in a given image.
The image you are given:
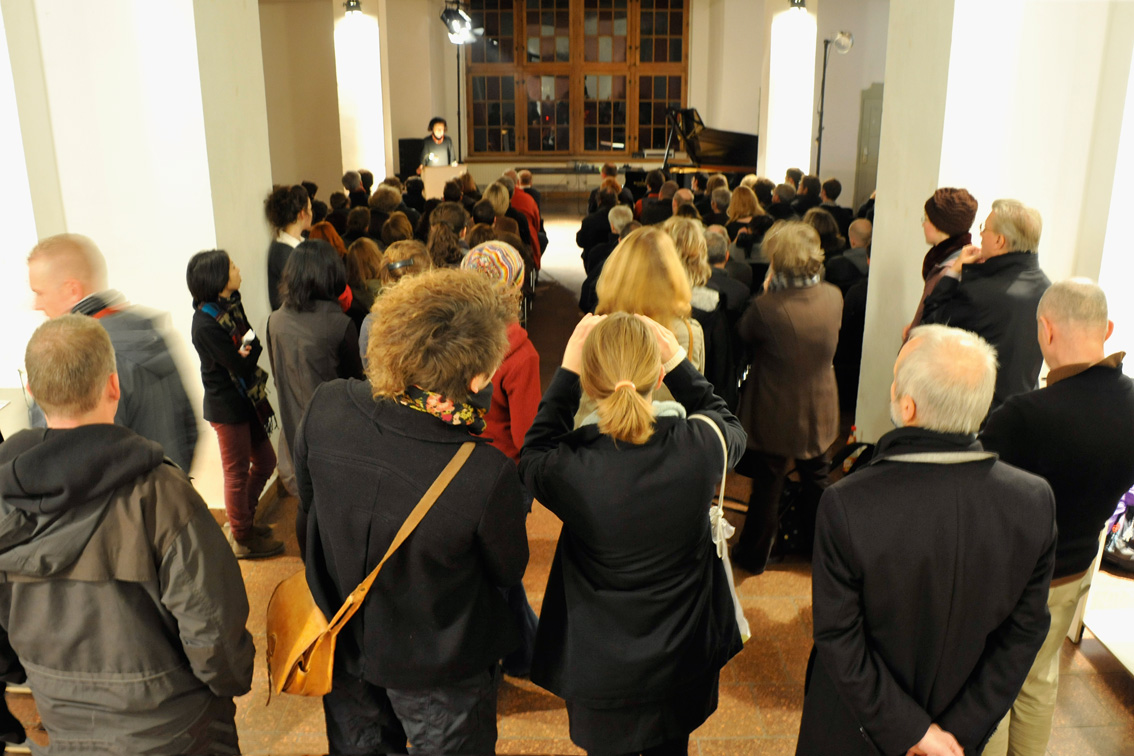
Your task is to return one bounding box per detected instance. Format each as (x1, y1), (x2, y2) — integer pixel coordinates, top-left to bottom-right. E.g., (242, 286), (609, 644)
(186, 249), (282, 559)
(297, 268), (529, 755)
(264, 184), (311, 310)
(267, 240), (364, 480)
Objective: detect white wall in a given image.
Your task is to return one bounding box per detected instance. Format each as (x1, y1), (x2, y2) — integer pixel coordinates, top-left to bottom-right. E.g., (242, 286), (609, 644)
(690, 0), (765, 136)
(810, 0), (888, 200)
(259, 0), (343, 195)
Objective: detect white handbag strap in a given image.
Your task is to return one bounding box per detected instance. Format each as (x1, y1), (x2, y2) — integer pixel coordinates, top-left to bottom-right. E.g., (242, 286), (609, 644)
(689, 413), (728, 510)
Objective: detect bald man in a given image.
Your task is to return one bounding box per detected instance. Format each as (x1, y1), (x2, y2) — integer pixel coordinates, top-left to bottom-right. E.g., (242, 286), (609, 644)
(671, 187), (695, 216)
(26, 234), (198, 471)
(980, 280), (1134, 756)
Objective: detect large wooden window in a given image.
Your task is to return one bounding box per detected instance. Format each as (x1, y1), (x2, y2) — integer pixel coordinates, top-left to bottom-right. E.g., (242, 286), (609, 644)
(465, 0), (689, 158)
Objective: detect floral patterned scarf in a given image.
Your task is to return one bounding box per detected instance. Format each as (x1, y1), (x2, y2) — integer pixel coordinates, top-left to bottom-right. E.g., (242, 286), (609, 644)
(396, 384), (488, 434)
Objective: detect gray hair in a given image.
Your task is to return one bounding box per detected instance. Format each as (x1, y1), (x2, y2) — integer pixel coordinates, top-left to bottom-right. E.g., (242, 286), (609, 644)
(1038, 278), (1108, 331)
(28, 233), (109, 292)
(989, 199), (1042, 253)
(897, 325), (998, 434)
(705, 231), (729, 265)
(342, 170), (362, 190)
(607, 205), (634, 234)
(26, 314), (117, 419)
(711, 187), (731, 211)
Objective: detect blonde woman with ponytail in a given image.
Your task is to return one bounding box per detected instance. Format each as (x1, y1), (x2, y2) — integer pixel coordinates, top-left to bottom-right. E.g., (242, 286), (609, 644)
(520, 312), (747, 756)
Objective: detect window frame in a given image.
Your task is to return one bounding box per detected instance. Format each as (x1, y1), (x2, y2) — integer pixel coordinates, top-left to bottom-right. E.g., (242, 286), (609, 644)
(464, 0), (690, 160)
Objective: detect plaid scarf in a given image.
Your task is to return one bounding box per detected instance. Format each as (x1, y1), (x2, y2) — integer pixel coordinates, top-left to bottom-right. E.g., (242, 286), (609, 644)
(396, 385), (487, 435)
(768, 271), (822, 292)
(199, 293), (277, 435)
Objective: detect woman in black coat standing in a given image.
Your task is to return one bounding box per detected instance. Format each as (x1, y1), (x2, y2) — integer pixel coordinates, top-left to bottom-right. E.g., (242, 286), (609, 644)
(520, 312), (746, 756)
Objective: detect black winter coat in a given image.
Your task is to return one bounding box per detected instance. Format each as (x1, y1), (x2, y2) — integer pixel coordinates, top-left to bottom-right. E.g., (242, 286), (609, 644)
(921, 252), (1051, 408)
(797, 427), (1057, 756)
(520, 362), (746, 707)
(297, 379), (529, 689)
(190, 304), (264, 425)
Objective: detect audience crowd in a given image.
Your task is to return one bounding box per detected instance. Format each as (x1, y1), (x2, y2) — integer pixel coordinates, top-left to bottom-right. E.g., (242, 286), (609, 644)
(3, 160), (1132, 756)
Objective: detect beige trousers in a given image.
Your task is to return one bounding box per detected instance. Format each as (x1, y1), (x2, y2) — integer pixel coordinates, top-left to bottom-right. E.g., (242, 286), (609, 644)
(981, 570), (1092, 756)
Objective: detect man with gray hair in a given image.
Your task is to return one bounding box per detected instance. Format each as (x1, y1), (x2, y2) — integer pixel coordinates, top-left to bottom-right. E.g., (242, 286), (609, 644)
(27, 234), (198, 472)
(0, 315), (253, 752)
(705, 229), (751, 319)
(704, 187), (731, 227)
(922, 198), (1051, 409)
(578, 204), (634, 313)
(343, 170), (367, 207)
(797, 324), (1057, 756)
(979, 279), (1134, 756)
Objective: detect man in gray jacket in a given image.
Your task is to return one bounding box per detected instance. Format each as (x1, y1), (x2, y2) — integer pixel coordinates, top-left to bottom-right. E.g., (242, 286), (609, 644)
(0, 315), (253, 754)
(27, 233), (199, 472)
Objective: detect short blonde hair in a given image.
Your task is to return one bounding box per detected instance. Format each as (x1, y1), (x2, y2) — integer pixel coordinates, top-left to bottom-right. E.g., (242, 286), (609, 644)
(596, 226), (692, 322)
(764, 221), (824, 278)
(581, 313), (660, 445)
(727, 185), (762, 223)
(367, 269), (511, 401)
(27, 234), (108, 291)
(379, 240), (432, 285)
(989, 199), (1042, 253)
(663, 216), (711, 287)
(26, 314), (116, 418)
(483, 182), (511, 216)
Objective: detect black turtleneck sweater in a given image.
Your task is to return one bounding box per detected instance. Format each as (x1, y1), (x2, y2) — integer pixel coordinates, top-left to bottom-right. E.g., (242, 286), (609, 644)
(981, 355), (1134, 578)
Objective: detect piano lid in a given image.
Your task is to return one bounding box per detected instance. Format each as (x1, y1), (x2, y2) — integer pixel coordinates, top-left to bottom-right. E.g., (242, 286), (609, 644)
(666, 108), (759, 172)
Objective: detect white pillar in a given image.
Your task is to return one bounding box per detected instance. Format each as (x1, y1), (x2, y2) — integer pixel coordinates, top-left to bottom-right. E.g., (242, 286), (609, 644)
(1, 0), (274, 505)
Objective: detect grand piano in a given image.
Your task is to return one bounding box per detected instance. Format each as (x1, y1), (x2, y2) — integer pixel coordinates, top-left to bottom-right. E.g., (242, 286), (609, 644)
(661, 108), (759, 175)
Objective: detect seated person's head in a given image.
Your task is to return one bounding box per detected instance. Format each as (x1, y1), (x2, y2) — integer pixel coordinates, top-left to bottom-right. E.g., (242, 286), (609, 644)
(740, 174), (758, 190)
(706, 174), (728, 195)
(460, 172), (478, 194)
(329, 191), (348, 211)
(754, 178), (775, 209)
(764, 221), (823, 279)
(581, 312), (664, 445)
(848, 219), (872, 249)
(280, 240), (347, 311)
(728, 186), (762, 222)
(472, 199), (497, 225)
(466, 223), (498, 249)
(799, 175), (821, 197)
(483, 183), (511, 217)
(772, 183), (796, 204)
(25, 314), (118, 426)
(674, 203), (702, 221)
(442, 179), (464, 203)
(803, 207), (841, 244)
(381, 212), (414, 246)
(27, 234), (108, 318)
(596, 188), (617, 211)
(367, 269), (511, 402)
(301, 181), (318, 201)
(619, 220), (642, 242)
(427, 202), (471, 268)
(785, 168), (803, 188)
(601, 163), (618, 179)
(359, 170), (374, 192)
(658, 181), (679, 202)
(405, 176), (425, 196)
(663, 216), (710, 287)
(711, 187), (731, 214)
(892, 325), (998, 433)
(381, 176), (405, 193)
(369, 185), (402, 214)
(342, 171), (362, 191)
(518, 170), (533, 187)
(596, 226), (691, 325)
(346, 207), (371, 236)
(821, 178), (841, 203)
(497, 176), (516, 197)
(705, 231), (729, 268)
(379, 240), (432, 285)
(346, 238), (383, 287)
(306, 221), (347, 256)
(645, 170), (665, 194)
(608, 205), (634, 235)
(311, 199), (329, 225)
(672, 188), (695, 213)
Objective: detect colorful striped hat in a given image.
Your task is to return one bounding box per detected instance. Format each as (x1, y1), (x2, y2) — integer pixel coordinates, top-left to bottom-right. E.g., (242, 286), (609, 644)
(461, 241), (525, 289)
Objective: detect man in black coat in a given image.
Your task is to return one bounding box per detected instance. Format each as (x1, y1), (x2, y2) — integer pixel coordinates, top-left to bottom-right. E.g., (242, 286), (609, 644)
(790, 175), (822, 216)
(577, 188), (618, 253)
(640, 181), (678, 225)
(704, 229), (750, 319)
(921, 198), (1051, 409)
(819, 178), (854, 238)
(586, 163), (635, 213)
(980, 280), (1134, 756)
(797, 324), (1057, 756)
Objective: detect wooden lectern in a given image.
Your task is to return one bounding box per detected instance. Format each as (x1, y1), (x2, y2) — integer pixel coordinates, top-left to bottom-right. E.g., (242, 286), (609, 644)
(422, 165), (465, 200)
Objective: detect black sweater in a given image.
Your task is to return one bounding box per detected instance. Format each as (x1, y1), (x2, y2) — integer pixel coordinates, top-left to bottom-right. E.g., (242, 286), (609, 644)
(190, 306), (263, 425)
(981, 358), (1134, 578)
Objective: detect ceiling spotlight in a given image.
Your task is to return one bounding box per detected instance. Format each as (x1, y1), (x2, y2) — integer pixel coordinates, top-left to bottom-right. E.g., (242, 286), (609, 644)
(832, 31), (854, 54)
(441, 4), (476, 45)
(344, 0), (361, 13)
(789, 0), (806, 8)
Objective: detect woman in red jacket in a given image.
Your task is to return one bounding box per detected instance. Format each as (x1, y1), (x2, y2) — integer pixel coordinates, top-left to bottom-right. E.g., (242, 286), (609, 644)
(460, 240), (541, 677)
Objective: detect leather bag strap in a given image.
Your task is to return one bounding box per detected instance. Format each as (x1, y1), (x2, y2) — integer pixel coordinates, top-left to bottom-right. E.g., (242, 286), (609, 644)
(323, 441), (475, 633)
